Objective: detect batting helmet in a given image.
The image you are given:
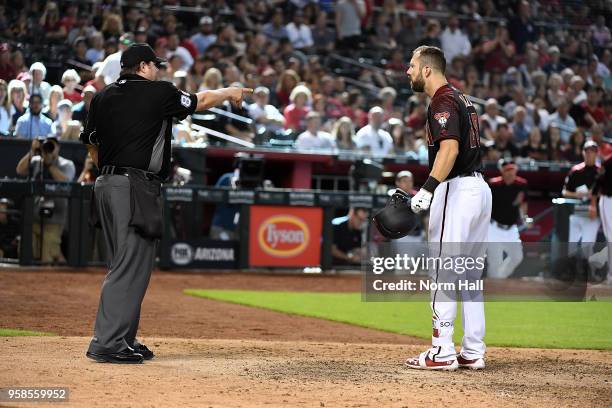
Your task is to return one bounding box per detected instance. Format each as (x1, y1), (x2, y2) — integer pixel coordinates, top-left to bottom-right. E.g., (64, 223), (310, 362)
(372, 188), (418, 239)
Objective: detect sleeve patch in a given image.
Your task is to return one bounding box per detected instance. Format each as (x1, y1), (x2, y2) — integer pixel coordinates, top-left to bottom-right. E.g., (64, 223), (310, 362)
(181, 94), (191, 108)
(433, 111), (450, 128)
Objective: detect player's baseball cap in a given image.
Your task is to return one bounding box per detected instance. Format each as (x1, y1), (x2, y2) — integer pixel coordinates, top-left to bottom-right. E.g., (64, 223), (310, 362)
(121, 43), (166, 68)
(498, 158), (517, 170)
(583, 140), (598, 151)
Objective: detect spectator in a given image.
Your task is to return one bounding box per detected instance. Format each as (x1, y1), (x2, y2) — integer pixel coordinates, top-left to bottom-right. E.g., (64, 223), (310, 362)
(77, 155), (97, 184)
(546, 123), (565, 161)
(200, 67), (223, 91)
(508, 0), (538, 55)
(15, 136), (75, 263)
(417, 19), (442, 48)
(590, 15), (611, 50)
(276, 69), (300, 109)
(389, 118), (415, 155)
(210, 172), (239, 240)
(11, 49), (27, 76)
(481, 98), (506, 134)
(546, 73), (565, 110)
(67, 11), (95, 47)
(405, 101), (427, 131)
(520, 127), (547, 160)
(542, 46), (565, 75)
(101, 13), (123, 41)
(332, 207), (368, 266)
(355, 106), (394, 156)
(286, 10), (313, 51)
(0, 79), (9, 135)
(312, 11), (335, 52)
(29, 62), (51, 104)
(580, 87), (606, 127)
(283, 84), (311, 133)
(86, 32), (105, 64)
(248, 86), (285, 137)
(481, 23), (516, 74)
(14, 94), (52, 139)
(440, 14), (471, 64)
(191, 16), (217, 56)
(331, 116), (356, 150)
(51, 99), (80, 140)
(39, 1), (67, 43)
(295, 111), (336, 150)
(564, 129), (587, 163)
(378, 87), (401, 120)
(510, 106), (531, 145)
(166, 33), (194, 72)
(69, 37), (91, 70)
(568, 75), (587, 106)
(548, 100), (577, 143)
(488, 122), (520, 160)
(7, 79), (26, 128)
(96, 33), (133, 85)
(61, 69), (81, 104)
(335, 0), (365, 49)
(42, 85), (64, 122)
(0, 43), (15, 81)
(263, 8), (289, 42)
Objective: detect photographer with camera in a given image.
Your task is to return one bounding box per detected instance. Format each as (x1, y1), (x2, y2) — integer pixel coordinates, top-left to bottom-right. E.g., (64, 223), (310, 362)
(16, 135), (75, 262)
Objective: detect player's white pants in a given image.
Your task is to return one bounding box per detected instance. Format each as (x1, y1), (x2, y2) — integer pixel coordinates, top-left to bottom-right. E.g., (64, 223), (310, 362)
(597, 196), (612, 283)
(427, 174), (492, 361)
(568, 213), (600, 258)
(487, 222), (523, 279)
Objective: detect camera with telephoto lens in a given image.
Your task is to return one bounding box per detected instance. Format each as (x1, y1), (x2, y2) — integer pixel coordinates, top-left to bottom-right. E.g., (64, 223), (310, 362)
(34, 138), (56, 156)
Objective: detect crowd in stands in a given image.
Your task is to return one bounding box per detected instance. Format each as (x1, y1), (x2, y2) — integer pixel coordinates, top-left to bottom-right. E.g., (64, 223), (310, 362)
(0, 0), (610, 164)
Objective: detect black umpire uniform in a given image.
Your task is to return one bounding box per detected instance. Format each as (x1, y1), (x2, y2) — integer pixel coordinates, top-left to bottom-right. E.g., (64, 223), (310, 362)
(81, 44), (199, 363)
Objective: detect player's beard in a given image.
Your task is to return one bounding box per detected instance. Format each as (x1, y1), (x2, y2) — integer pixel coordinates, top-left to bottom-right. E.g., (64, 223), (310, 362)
(410, 72), (425, 93)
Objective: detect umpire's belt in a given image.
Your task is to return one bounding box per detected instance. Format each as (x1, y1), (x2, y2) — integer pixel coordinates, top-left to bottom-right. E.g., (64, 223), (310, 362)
(100, 165), (161, 181)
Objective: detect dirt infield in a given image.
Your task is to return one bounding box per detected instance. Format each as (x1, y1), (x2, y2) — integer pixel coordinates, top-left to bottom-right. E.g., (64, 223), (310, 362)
(1, 269), (611, 407)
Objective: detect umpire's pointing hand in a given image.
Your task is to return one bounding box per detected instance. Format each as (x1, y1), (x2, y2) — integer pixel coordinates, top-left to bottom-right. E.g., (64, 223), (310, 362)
(228, 87), (254, 109)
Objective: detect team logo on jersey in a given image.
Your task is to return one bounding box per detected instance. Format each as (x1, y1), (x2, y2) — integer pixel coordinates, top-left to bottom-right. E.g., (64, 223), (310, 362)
(434, 111), (450, 128)
(180, 94), (191, 108)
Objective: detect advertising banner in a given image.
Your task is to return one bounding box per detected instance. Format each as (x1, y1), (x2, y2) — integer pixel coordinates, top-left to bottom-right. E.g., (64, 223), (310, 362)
(168, 239), (237, 269)
(249, 205), (323, 267)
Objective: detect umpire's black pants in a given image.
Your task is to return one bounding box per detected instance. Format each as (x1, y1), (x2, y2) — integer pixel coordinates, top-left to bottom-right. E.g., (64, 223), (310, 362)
(87, 174), (156, 354)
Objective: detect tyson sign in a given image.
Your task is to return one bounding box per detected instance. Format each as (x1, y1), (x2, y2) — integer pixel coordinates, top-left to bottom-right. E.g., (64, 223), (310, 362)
(249, 206), (322, 267)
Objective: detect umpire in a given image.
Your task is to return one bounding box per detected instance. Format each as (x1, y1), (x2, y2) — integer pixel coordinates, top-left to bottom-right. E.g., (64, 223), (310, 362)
(81, 43), (251, 364)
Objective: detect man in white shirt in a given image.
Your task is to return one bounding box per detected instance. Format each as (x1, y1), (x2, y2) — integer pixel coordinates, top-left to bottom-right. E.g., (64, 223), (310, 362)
(295, 112), (336, 150)
(480, 98), (507, 133)
(97, 33), (133, 85)
(248, 87), (285, 134)
(355, 106), (393, 156)
(440, 15), (471, 63)
(548, 100), (577, 143)
(286, 11), (314, 50)
(166, 33), (194, 72)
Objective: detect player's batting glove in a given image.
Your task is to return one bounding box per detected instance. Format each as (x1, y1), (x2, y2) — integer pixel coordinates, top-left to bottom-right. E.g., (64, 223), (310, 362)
(411, 175), (440, 213)
(411, 188), (433, 213)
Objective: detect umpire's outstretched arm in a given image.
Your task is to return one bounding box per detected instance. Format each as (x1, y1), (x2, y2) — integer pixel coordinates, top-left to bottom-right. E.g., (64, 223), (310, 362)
(195, 87), (253, 112)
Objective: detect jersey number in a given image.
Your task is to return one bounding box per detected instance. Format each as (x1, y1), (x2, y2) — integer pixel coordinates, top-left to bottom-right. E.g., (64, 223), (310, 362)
(468, 112), (480, 149)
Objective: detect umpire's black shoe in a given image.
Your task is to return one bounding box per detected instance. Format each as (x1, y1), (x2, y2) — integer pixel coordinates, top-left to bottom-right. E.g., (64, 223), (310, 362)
(86, 349), (144, 364)
(133, 343), (155, 360)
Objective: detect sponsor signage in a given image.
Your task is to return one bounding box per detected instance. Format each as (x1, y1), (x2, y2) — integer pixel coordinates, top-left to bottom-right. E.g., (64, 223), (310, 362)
(289, 192), (315, 206)
(168, 240), (237, 268)
(197, 189), (226, 203)
(318, 193), (347, 207)
(348, 194), (373, 208)
(249, 205), (322, 267)
(165, 187), (193, 202)
(257, 191), (287, 205)
(228, 190), (255, 204)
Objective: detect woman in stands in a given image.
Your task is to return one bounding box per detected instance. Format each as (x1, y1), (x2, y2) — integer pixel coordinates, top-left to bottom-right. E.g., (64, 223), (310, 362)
(7, 79), (27, 130)
(276, 69), (300, 109)
(0, 80), (10, 136)
(42, 85), (64, 122)
(332, 116), (356, 151)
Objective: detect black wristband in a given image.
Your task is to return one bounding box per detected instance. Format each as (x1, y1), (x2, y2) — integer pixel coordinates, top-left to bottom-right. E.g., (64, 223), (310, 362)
(422, 176), (440, 193)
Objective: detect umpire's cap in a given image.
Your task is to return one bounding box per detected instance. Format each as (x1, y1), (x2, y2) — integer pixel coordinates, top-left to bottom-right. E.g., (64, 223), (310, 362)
(121, 43), (166, 69)
(372, 188), (418, 239)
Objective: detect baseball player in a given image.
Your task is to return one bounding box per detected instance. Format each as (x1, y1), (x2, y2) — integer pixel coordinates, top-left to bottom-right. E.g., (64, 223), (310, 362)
(590, 153), (611, 284)
(404, 46), (491, 371)
(487, 158), (530, 279)
(562, 141), (601, 265)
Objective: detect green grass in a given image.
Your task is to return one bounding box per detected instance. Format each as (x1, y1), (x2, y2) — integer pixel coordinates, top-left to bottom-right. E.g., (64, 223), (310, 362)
(185, 289), (612, 350)
(0, 328), (54, 337)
